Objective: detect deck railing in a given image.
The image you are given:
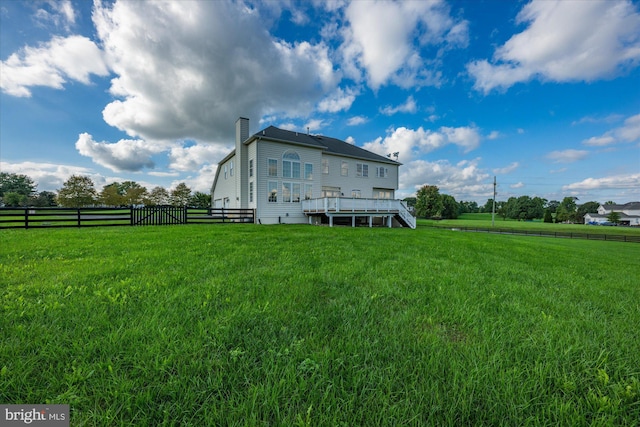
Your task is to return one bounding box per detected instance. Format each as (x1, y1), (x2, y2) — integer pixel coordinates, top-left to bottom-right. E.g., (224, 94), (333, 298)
(302, 197), (416, 228)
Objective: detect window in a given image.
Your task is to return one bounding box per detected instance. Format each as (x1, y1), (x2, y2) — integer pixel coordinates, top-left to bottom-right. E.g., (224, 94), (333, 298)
(322, 158), (329, 174)
(230, 161), (234, 177)
(268, 181), (278, 202)
(224, 165), (228, 179)
(356, 163), (368, 177)
(292, 183), (301, 202)
(351, 189), (361, 198)
(322, 186), (341, 197)
(282, 182), (291, 203)
(268, 159), (278, 177)
(376, 167), (388, 178)
(304, 163), (313, 180)
(341, 161), (348, 176)
(249, 159), (254, 177)
(304, 184), (313, 200)
(249, 181), (254, 203)
(373, 189), (393, 199)
(283, 151), (301, 178)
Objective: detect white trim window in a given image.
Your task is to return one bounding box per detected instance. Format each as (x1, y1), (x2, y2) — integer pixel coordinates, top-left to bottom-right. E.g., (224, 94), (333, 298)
(249, 181), (254, 203)
(224, 165), (228, 179)
(268, 159), (278, 177)
(376, 167), (388, 178)
(351, 189), (361, 198)
(282, 182), (291, 202)
(322, 186), (341, 197)
(304, 184), (313, 200)
(268, 181), (278, 202)
(322, 158), (329, 174)
(283, 151), (301, 179)
(249, 159), (254, 177)
(282, 182), (301, 203)
(356, 163), (368, 178)
(341, 161), (348, 176)
(230, 161), (234, 177)
(304, 163), (313, 180)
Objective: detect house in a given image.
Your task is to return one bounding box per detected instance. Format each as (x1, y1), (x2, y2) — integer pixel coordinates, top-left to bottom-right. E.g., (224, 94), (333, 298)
(584, 202), (640, 226)
(211, 117), (415, 228)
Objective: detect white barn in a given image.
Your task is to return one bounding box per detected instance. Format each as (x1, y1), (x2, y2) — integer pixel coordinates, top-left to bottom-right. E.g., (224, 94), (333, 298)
(211, 118), (415, 228)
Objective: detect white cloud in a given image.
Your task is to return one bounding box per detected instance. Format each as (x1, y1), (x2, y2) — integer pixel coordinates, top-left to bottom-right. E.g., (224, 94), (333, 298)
(582, 113), (640, 146)
(467, 0), (640, 93)
(340, 0), (468, 89)
(0, 161), (101, 192)
(35, 0), (76, 31)
(168, 143), (231, 172)
(563, 173), (640, 191)
(546, 149), (589, 163)
(0, 35), (109, 97)
(493, 162), (519, 174)
(75, 133), (167, 172)
(347, 116), (368, 126)
(305, 119), (325, 132)
(362, 124), (482, 163)
(510, 182), (524, 189)
(92, 0), (340, 142)
(318, 87), (357, 113)
(487, 131), (501, 140)
(345, 136), (355, 145)
(380, 96), (417, 115)
(399, 158), (491, 200)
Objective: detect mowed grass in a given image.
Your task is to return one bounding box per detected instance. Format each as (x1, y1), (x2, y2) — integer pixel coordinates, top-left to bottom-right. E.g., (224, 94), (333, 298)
(1, 224), (639, 426)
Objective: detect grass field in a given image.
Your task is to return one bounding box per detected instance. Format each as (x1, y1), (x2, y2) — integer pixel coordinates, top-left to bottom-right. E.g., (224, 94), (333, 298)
(1, 224), (639, 426)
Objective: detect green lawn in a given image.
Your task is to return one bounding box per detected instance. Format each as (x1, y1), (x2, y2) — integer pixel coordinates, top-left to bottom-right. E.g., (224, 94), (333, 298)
(1, 224), (639, 426)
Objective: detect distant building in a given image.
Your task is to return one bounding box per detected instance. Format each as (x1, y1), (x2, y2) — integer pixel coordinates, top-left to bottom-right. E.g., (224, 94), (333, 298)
(584, 202), (640, 226)
(210, 117), (415, 228)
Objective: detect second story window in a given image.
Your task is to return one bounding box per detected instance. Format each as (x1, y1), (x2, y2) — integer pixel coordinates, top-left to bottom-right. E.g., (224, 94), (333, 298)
(356, 163), (368, 178)
(268, 159), (278, 177)
(341, 161), (348, 176)
(249, 159), (254, 177)
(322, 158), (329, 174)
(283, 151), (301, 178)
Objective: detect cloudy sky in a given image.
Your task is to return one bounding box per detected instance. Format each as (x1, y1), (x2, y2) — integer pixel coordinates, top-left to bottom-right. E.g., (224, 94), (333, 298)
(1, 0), (639, 204)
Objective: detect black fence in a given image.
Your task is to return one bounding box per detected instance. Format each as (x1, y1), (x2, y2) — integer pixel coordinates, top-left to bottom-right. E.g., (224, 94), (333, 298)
(0, 207), (255, 229)
(429, 225), (640, 243)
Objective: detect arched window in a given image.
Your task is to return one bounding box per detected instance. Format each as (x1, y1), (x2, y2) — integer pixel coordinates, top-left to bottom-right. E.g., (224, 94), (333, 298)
(282, 150), (301, 178)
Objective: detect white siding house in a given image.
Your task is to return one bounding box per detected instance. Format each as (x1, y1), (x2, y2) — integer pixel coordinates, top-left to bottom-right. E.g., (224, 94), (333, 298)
(584, 202), (640, 226)
(211, 118), (414, 228)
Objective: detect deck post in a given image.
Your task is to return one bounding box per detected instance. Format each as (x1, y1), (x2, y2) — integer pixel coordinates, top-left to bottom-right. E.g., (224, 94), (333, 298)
(369, 216), (372, 227)
(387, 215), (392, 228)
(352, 216), (356, 227)
(329, 215), (333, 227)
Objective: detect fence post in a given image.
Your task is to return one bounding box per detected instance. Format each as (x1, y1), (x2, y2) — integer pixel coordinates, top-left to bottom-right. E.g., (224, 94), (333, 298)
(25, 208), (29, 229)
(77, 209), (81, 227)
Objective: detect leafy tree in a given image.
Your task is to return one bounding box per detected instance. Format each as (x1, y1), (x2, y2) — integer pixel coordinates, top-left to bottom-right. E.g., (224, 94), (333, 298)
(415, 185), (442, 218)
(459, 200), (478, 214)
(604, 201), (615, 205)
(3, 192), (26, 207)
(482, 198), (495, 213)
(576, 201), (600, 222)
(546, 200), (560, 214)
(169, 183), (192, 206)
(543, 209), (553, 223)
(0, 173), (36, 203)
(402, 197), (417, 208)
(190, 192), (212, 209)
(99, 183), (125, 207)
(56, 175), (97, 207)
(607, 211), (621, 225)
(556, 196), (579, 223)
(121, 181), (147, 206)
(145, 186), (170, 206)
(30, 191), (57, 207)
(441, 194), (459, 219)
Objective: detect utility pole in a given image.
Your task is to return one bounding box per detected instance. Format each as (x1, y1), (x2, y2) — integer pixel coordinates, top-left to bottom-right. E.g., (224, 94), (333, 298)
(491, 176), (496, 227)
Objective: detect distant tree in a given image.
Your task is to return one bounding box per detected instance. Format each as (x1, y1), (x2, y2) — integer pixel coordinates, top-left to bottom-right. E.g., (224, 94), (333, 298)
(169, 183), (192, 206)
(607, 211), (621, 225)
(459, 200), (479, 214)
(403, 197), (417, 208)
(30, 191), (57, 207)
(145, 186), (170, 206)
(0, 173), (36, 204)
(190, 192), (212, 208)
(543, 209), (553, 223)
(556, 196), (578, 223)
(2, 192), (26, 207)
(120, 181), (147, 206)
(482, 198), (495, 213)
(57, 175), (97, 207)
(441, 194), (459, 219)
(604, 201), (615, 205)
(415, 185), (442, 218)
(546, 200), (560, 214)
(99, 183), (125, 207)
(577, 201), (600, 222)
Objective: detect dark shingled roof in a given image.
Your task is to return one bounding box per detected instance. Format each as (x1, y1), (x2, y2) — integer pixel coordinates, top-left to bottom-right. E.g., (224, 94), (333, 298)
(250, 126), (400, 165)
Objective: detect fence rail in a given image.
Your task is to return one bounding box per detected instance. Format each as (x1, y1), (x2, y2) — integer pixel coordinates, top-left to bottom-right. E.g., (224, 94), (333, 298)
(0, 207), (255, 229)
(430, 225), (640, 243)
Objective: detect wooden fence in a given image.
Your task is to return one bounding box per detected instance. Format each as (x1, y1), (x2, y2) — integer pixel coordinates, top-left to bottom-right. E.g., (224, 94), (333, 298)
(0, 207), (255, 229)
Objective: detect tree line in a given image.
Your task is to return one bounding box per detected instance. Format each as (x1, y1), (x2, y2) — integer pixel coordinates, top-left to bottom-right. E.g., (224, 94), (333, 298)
(0, 173), (212, 208)
(406, 184), (604, 223)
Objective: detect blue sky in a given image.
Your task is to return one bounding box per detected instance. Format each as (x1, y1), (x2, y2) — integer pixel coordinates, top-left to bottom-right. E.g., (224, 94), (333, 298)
(1, 0), (639, 204)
